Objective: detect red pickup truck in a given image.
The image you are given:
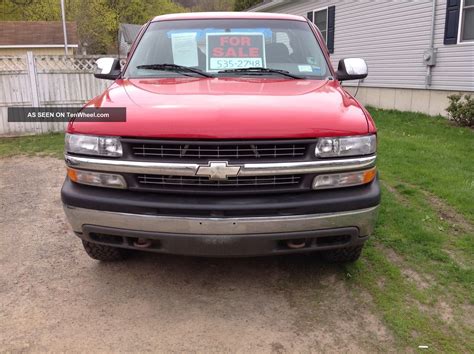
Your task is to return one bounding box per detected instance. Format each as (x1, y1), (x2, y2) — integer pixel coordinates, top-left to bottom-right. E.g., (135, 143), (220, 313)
(62, 12), (379, 262)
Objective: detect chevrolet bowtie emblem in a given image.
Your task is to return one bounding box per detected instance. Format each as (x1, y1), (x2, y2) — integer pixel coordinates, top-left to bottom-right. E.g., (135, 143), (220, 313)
(196, 161), (241, 180)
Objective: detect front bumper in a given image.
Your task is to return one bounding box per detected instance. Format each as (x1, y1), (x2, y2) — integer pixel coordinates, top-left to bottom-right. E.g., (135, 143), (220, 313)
(63, 205), (379, 257)
(62, 175), (380, 256)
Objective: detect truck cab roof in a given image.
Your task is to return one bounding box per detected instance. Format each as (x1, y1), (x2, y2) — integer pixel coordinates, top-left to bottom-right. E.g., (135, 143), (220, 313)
(151, 12), (307, 23)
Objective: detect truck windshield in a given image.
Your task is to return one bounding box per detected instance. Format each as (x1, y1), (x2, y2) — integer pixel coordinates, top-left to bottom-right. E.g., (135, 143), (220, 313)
(125, 19), (331, 79)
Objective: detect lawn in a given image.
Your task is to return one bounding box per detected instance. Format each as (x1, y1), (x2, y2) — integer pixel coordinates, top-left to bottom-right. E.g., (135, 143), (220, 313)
(349, 108), (473, 352)
(0, 108), (472, 351)
(0, 132), (64, 159)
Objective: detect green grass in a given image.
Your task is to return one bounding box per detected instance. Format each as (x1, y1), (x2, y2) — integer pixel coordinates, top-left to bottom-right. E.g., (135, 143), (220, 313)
(347, 185), (473, 351)
(344, 108), (473, 351)
(0, 109), (473, 351)
(0, 133), (64, 158)
(371, 107), (474, 223)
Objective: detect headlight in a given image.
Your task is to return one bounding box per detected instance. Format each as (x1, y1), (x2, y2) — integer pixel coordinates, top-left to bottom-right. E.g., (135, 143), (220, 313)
(312, 168), (376, 189)
(65, 133), (122, 157)
(315, 134), (376, 158)
(67, 168), (127, 189)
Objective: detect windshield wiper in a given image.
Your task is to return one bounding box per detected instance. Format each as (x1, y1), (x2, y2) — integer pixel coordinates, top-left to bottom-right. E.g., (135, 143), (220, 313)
(136, 63), (214, 78)
(218, 67), (303, 79)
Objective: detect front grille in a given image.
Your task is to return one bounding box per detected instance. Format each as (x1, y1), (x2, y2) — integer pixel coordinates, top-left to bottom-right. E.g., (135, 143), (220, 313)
(126, 140), (309, 161)
(122, 139), (314, 194)
(137, 174), (302, 189)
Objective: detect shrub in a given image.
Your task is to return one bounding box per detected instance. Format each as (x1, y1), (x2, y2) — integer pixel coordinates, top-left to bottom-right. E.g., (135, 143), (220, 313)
(446, 94), (474, 127)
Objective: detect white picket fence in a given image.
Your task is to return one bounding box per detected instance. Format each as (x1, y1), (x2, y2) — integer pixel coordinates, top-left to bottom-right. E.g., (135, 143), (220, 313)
(0, 52), (114, 136)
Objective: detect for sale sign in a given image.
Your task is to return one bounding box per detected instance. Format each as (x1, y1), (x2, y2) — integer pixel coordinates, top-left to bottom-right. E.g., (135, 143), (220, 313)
(206, 33), (266, 72)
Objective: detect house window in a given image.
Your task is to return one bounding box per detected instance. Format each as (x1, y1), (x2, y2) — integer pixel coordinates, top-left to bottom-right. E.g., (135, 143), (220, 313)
(459, 0), (474, 41)
(445, 0), (474, 44)
(312, 8), (328, 42)
(307, 6), (335, 53)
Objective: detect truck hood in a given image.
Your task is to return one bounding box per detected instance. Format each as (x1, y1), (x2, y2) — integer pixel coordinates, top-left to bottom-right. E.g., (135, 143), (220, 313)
(68, 77), (370, 139)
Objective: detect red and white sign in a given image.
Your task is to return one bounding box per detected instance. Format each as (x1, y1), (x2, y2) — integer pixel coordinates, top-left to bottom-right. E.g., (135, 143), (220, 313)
(206, 33), (266, 72)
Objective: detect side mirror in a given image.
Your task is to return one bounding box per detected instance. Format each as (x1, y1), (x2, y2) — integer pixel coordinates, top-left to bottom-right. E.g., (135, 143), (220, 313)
(336, 58), (368, 81)
(94, 58), (121, 80)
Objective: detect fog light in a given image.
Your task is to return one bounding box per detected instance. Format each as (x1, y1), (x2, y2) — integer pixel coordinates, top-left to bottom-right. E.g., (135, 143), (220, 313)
(312, 168), (376, 189)
(67, 168), (127, 189)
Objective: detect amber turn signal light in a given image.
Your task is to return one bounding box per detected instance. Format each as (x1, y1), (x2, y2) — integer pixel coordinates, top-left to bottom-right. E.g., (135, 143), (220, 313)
(66, 167), (127, 189)
(312, 167), (377, 190)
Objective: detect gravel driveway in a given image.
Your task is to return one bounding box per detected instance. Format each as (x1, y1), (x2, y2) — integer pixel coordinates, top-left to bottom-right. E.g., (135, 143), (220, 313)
(0, 156), (394, 352)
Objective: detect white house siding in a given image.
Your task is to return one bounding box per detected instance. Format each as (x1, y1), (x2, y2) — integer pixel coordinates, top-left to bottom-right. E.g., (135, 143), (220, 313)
(250, 0), (474, 92)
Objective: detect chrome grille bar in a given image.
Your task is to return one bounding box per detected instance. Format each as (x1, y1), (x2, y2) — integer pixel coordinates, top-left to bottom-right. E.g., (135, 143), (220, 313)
(65, 154), (376, 177)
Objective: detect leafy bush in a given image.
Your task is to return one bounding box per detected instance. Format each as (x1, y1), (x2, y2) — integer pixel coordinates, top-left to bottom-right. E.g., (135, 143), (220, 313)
(446, 94), (473, 127)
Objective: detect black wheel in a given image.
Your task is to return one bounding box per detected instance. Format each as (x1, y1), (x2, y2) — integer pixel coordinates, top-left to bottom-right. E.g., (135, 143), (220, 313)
(322, 245), (364, 263)
(82, 240), (127, 261)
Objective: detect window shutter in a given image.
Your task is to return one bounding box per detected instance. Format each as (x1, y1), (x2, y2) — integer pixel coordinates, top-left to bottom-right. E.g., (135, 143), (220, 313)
(327, 6), (336, 53)
(307, 11), (314, 23)
(444, 0), (461, 44)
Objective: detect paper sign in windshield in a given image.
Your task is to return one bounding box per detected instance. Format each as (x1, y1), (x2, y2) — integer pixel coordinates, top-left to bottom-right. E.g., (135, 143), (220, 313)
(206, 33), (266, 72)
(171, 32), (198, 67)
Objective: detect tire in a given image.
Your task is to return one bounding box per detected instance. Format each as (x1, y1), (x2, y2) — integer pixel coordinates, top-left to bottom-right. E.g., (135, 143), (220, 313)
(82, 240), (127, 261)
(322, 245), (363, 263)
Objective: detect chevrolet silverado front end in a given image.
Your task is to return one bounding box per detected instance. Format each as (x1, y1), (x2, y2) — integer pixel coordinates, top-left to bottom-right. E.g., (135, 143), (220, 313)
(61, 12), (380, 262)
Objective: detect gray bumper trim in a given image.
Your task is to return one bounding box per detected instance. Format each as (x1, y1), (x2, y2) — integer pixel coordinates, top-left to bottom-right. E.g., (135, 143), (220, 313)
(63, 205), (379, 237)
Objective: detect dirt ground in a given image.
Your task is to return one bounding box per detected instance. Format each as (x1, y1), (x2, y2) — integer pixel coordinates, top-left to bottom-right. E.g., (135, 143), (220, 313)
(0, 156), (395, 353)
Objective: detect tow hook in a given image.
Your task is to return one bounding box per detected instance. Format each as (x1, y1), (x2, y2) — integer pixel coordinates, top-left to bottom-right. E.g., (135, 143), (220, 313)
(286, 239), (306, 249)
(133, 238), (153, 248)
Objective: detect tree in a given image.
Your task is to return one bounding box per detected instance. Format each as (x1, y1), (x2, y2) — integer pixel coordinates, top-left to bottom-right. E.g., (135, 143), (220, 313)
(74, 0), (118, 54)
(193, 0), (234, 11)
(1, 0), (34, 20)
(175, 0), (234, 11)
(1, 0), (186, 54)
(234, 0), (261, 11)
(174, 0), (198, 7)
(74, 0), (186, 54)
